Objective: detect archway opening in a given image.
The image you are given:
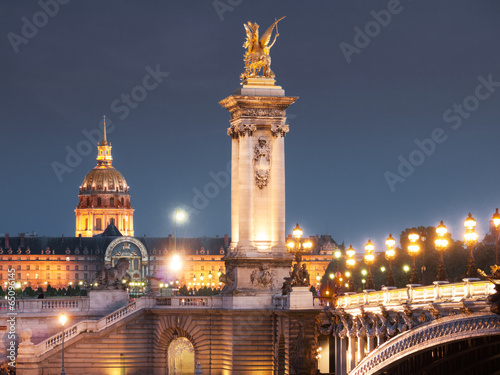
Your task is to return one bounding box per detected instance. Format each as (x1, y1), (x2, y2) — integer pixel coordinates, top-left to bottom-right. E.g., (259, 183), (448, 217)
(167, 337), (195, 375)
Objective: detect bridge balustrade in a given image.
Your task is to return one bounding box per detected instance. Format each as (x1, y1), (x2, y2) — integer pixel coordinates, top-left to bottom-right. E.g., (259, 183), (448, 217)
(319, 279), (496, 375)
(0, 298), (86, 312)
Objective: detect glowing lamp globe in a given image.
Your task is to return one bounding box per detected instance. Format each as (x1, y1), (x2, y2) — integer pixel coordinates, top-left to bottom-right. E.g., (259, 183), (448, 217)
(493, 209), (500, 228)
(464, 213), (476, 230)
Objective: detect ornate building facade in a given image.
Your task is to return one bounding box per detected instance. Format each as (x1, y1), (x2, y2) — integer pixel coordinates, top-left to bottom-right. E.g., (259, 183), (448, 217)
(0, 231), (336, 291)
(75, 119), (134, 237)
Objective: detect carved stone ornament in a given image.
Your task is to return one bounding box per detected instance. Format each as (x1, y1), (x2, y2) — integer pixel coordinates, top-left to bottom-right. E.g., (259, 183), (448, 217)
(253, 137), (271, 189)
(250, 264), (278, 289)
(239, 123), (256, 137)
(220, 264), (236, 292)
(271, 124), (289, 137)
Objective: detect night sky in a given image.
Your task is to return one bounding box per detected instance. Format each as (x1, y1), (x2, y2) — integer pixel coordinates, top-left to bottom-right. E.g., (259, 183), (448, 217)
(1, 1), (500, 254)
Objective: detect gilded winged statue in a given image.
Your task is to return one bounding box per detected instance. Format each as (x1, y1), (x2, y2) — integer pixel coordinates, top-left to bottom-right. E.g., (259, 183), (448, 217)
(240, 16), (285, 81)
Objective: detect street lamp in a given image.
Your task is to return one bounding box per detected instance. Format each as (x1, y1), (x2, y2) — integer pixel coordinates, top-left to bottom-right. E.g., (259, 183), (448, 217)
(420, 228), (427, 285)
(435, 220), (449, 281)
(407, 231), (420, 284)
(464, 213), (479, 278)
(345, 245), (356, 292)
(59, 313), (67, 375)
(173, 209), (186, 251)
(384, 234), (396, 287)
(492, 208), (500, 264)
(364, 240), (375, 290)
(286, 223), (313, 287)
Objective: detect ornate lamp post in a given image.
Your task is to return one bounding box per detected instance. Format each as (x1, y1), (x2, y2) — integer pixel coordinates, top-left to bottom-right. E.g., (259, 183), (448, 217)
(384, 234), (396, 287)
(59, 313), (67, 375)
(407, 232), (420, 284)
(345, 245), (356, 292)
(434, 221), (449, 281)
(420, 228), (427, 285)
(286, 223), (313, 286)
(364, 240), (375, 290)
(173, 209), (186, 251)
(464, 213), (479, 278)
(492, 208), (500, 264)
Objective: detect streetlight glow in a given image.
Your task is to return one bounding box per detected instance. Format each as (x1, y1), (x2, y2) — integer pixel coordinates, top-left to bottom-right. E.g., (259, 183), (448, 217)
(59, 314), (67, 326)
(169, 254), (183, 272)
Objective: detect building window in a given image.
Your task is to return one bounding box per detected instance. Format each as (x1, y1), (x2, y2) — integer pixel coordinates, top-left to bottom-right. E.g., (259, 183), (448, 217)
(57, 265), (61, 271)
(66, 265), (70, 271)
(97, 197), (102, 206)
(85, 218), (88, 230)
(75, 273), (79, 280)
(84, 265), (88, 271)
(84, 273), (88, 280)
(66, 273), (70, 279)
(57, 273), (61, 280)
(27, 265), (30, 271)
(96, 218), (102, 230)
(36, 265), (39, 270)
(110, 197), (114, 207)
(18, 273), (21, 280)
(75, 266), (79, 271)
(201, 266), (204, 271)
(46, 266), (50, 270)
(0, 265), (2, 270)
(46, 273), (50, 279)
(17, 266), (21, 270)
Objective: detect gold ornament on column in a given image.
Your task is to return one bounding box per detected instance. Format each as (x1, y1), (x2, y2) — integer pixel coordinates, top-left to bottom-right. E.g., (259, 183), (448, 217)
(241, 17), (285, 81)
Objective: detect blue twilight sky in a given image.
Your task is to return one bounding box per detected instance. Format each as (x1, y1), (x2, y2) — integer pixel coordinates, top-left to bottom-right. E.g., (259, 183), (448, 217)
(1, 1), (500, 254)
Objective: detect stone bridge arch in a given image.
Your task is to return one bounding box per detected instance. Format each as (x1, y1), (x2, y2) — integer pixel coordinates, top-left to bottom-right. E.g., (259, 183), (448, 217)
(350, 313), (500, 375)
(152, 314), (206, 372)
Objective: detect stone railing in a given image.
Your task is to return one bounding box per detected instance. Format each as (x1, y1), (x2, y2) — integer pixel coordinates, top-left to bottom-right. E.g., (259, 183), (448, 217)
(336, 279), (495, 310)
(155, 296), (223, 308)
(313, 297), (333, 308)
(34, 298), (145, 356)
(0, 298), (88, 312)
(272, 295), (288, 309)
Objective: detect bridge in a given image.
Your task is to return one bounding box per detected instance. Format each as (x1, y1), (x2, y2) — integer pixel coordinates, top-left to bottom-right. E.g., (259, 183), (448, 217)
(10, 278), (499, 374)
(317, 278), (500, 375)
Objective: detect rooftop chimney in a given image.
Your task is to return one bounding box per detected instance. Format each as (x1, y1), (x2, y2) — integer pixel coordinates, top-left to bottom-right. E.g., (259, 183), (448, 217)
(5, 233), (9, 249)
(20, 233), (25, 247)
(224, 234), (229, 246)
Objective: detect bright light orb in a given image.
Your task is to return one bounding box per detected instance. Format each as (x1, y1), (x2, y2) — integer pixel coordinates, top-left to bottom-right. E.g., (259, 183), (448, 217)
(59, 314), (67, 326)
(175, 210), (186, 222)
(170, 254), (183, 272)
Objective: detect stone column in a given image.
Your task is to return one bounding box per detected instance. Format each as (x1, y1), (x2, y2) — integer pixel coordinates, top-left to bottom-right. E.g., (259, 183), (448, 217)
(347, 333), (356, 372)
(237, 124), (255, 249)
(228, 127), (239, 248)
(270, 125), (288, 251)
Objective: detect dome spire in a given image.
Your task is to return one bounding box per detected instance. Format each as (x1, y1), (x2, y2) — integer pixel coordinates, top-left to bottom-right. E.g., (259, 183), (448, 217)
(96, 116), (112, 167)
(101, 115), (108, 146)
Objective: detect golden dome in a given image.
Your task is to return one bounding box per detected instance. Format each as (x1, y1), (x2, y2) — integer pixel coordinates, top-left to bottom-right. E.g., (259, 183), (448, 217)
(80, 166), (129, 194)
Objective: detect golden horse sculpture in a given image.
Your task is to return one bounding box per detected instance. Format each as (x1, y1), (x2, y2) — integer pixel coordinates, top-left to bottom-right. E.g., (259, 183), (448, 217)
(240, 16), (285, 81)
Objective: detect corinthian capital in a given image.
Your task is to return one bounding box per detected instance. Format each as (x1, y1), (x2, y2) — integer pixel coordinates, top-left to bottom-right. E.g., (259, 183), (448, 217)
(227, 125), (239, 139)
(238, 124), (256, 137)
(271, 124), (289, 137)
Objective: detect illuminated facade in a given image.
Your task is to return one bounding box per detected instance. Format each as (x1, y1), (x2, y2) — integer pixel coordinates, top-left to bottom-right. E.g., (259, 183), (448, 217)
(75, 119), (134, 237)
(0, 232), (336, 290)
